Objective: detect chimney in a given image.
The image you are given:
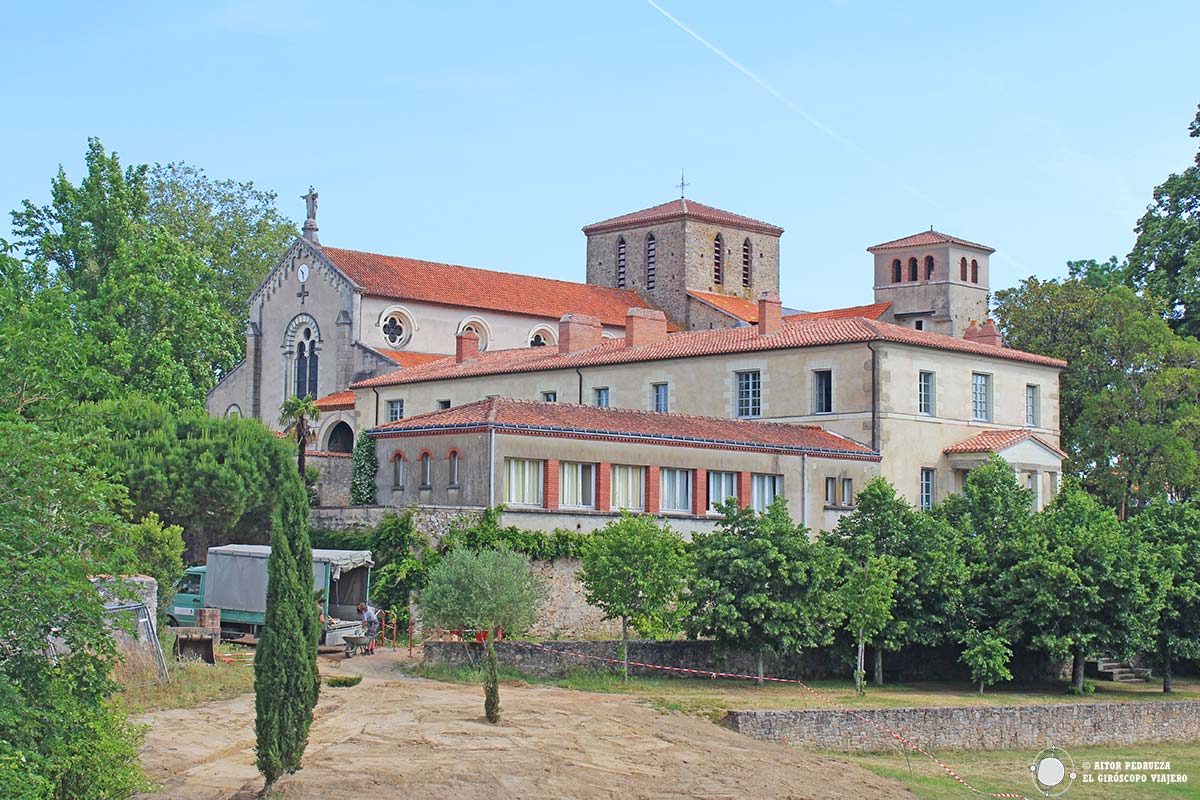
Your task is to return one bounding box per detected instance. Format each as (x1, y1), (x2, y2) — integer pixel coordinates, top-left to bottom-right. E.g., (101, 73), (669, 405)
(625, 307), (668, 348)
(757, 291), (782, 335)
(976, 318), (1003, 347)
(558, 313), (602, 354)
(963, 319), (981, 342)
(455, 330), (480, 363)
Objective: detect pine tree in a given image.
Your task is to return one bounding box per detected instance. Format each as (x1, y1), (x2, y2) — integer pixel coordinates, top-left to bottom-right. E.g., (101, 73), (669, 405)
(254, 442), (320, 794)
(350, 431), (378, 505)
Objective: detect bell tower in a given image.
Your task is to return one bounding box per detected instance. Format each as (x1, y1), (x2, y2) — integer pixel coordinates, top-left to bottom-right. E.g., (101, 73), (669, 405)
(868, 230), (992, 336)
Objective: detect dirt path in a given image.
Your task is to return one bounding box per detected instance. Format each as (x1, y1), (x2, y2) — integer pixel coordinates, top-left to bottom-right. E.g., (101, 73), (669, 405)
(138, 654), (914, 799)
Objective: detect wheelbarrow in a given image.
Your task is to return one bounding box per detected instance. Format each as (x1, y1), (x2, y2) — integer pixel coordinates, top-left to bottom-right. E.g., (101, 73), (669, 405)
(343, 634), (376, 658)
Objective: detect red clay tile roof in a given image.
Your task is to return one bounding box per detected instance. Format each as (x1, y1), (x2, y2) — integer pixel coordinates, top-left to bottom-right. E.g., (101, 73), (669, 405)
(944, 429), (1065, 458)
(321, 246), (657, 326)
(370, 398), (877, 458)
(688, 290), (761, 323)
(786, 302), (892, 323)
(868, 230), (995, 254)
(352, 315), (1065, 389)
(375, 349), (448, 368)
(314, 390), (355, 411)
(583, 199), (784, 236)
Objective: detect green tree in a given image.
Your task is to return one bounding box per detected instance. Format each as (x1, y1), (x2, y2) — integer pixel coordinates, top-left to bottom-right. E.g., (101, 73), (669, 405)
(823, 478), (964, 685)
(959, 629), (1013, 694)
(1126, 501), (1200, 692)
(1127, 104), (1200, 336)
(126, 512), (185, 625)
(253, 441), (320, 794)
(368, 512), (435, 618)
(420, 546), (547, 723)
(835, 553), (897, 696)
(1005, 485), (1162, 692)
(146, 161), (296, 322)
(0, 418), (150, 798)
(688, 499), (840, 684)
(280, 395), (321, 479)
(579, 515), (689, 682)
(350, 430), (379, 505)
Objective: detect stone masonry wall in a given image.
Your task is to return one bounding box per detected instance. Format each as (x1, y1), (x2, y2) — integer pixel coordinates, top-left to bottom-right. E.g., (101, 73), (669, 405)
(725, 702), (1200, 752)
(423, 639), (842, 680)
(309, 453), (352, 507)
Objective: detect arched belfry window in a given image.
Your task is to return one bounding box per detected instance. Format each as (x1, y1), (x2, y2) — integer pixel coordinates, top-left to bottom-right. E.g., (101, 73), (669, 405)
(742, 239), (752, 287)
(645, 234), (656, 290)
(616, 237), (627, 288)
(713, 234), (724, 284)
(970, 259), (979, 284)
(295, 326), (319, 399)
(960, 257), (968, 281)
(892, 259), (903, 283)
(908, 257), (918, 282)
(924, 255), (935, 280)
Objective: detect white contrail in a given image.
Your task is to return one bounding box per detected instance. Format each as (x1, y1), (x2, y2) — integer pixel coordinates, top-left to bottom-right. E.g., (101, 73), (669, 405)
(644, 0), (940, 209)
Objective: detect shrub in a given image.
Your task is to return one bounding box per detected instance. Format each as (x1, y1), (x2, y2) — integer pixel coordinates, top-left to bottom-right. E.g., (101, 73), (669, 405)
(323, 675), (363, 688)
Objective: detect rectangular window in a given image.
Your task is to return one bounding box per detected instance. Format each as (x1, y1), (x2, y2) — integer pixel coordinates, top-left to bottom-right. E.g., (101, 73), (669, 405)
(387, 399), (404, 423)
(841, 478), (854, 507)
(824, 477), (837, 505)
(971, 373), (992, 421)
(559, 462), (595, 509)
(503, 458), (543, 506)
(751, 473), (781, 512)
(1026, 384), (1040, 427)
(920, 468), (936, 510)
(660, 468), (692, 513)
(707, 471), (738, 512)
(437, 399), (451, 410)
(593, 387), (610, 407)
(542, 391), (557, 403)
(652, 382), (669, 413)
(813, 369), (832, 414)
(918, 371), (936, 416)
(736, 370), (761, 418)
(610, 464), (645, 511)
(1028, 473), (1041, 510)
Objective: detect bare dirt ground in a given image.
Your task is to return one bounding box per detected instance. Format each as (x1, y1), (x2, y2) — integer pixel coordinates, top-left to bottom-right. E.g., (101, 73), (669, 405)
(137, 651), (914, 800)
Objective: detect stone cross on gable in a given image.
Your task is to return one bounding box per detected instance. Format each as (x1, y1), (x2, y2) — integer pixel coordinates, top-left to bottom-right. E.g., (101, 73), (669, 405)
(301, 187), (320, 244)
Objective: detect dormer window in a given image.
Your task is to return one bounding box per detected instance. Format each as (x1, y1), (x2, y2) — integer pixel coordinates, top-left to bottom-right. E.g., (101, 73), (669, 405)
(713, 234), (723, 284)
(742, 239), (752, 287)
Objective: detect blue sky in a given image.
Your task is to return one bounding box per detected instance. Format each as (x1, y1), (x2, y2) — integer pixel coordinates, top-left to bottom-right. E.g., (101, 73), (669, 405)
(2, 1), (1198, 311)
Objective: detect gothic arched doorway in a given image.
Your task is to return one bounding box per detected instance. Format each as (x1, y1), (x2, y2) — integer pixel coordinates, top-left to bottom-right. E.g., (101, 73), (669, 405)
(327, 422), (354, 454)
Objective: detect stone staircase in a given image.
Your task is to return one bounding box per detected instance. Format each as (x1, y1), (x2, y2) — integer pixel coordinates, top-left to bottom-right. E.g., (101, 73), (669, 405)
(1089, 656), (1152, 683)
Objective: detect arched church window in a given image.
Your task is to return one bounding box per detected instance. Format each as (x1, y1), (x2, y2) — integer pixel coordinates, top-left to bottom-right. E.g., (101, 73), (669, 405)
(713, 234), (723, 284)
(908, 257), (918, 282)
(970, 259), (979, 284)
(225, 404), (242, 418)
(458, 318), (490, 351)
(645, 234), (656, 290)
(892, 259), (903, 283)
(924, 255), (935, 280)
(295, 327), (319, 399)
(742, 239), (752, 287)
(616, 237), (627, 288)
(960, 257), (968, 281)
(382, 313), (411, 348)
(327, 421), (353, 453)
(419, 451), (432, 488)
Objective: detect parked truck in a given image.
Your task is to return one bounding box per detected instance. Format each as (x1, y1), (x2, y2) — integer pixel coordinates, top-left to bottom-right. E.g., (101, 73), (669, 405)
(169, 544), (373, 646)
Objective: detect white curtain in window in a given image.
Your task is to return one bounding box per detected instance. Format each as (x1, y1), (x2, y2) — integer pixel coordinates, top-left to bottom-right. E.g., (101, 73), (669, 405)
(661, 468), (691, 512)
(610, 465), (645, 511)
(708, 471), (737, 511)
(751, 474), (781, 512)
(559, 462), (594, 508)
(504, 458), (543, 506)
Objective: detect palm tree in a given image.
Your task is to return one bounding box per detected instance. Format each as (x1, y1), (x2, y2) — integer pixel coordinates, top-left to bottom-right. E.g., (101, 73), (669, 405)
(280, 395), (321, 478)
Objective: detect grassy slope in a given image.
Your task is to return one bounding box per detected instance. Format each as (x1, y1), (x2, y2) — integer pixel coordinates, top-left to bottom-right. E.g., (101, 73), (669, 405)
(119, 632), (256, 713)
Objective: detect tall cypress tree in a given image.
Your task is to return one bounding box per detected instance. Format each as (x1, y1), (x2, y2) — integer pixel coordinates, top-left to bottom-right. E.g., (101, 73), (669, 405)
(254, 441), (320, 794)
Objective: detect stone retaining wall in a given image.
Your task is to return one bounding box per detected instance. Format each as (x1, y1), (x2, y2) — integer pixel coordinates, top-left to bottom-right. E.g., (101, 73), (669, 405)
(724, 702), (1200, 752)
(422, 639), (842, 680)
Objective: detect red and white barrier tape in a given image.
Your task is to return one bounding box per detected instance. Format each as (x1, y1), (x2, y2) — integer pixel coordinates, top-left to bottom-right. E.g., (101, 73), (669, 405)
(505, 640), (1028, 800)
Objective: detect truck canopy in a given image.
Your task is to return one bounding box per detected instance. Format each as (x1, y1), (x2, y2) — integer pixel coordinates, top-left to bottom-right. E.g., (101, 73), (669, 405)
(204, 545), (373, 615)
